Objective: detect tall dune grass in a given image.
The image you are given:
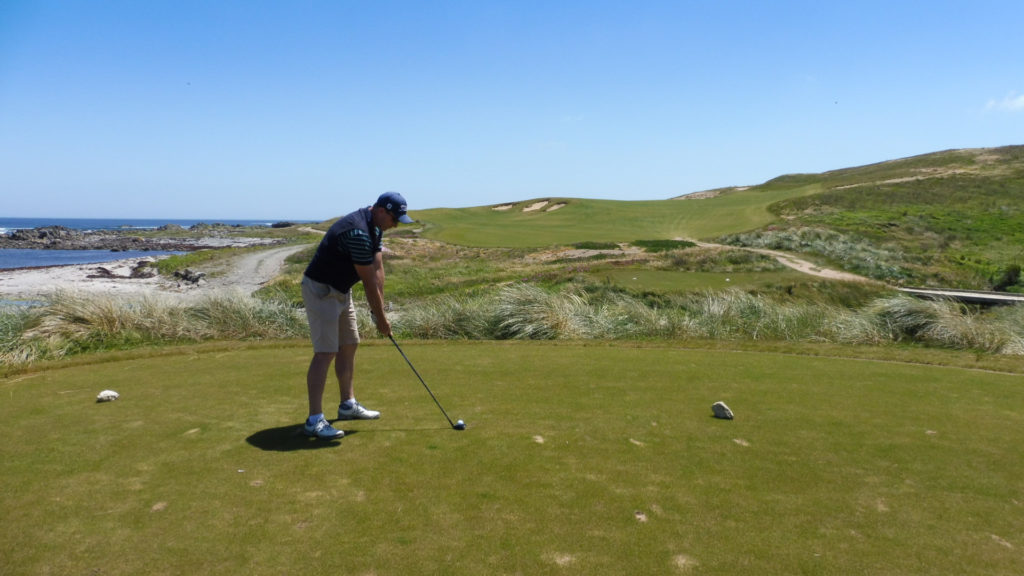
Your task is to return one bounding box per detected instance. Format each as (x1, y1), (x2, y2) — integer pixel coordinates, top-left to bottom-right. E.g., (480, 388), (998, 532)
(188, 291), (308, 340)
(0, 305), (48, 367)
(680, 289), (837, 341)
(395, 294), (497, 340)
(4, 286), (1023, 373)
(867, 294), (1024, 354)
(1, 290), (306, 371)
(394, 284), (1024, 355)
(486, 283), (676, 340)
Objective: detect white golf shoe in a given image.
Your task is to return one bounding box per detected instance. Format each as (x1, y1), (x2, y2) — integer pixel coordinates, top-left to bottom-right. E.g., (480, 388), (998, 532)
(337, 400), (381, 420)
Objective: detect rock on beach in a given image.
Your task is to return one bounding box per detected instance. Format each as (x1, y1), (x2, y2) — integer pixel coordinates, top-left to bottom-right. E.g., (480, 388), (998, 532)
(0, 224), (283, 252)
(0, 225), (293, 301)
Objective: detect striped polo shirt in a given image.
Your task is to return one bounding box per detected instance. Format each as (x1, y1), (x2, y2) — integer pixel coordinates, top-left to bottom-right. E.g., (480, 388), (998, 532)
(303, 207), (383, 293)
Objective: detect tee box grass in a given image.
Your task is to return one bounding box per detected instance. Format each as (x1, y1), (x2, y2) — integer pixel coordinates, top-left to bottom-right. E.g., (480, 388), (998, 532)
(3, 341), (1023, 575)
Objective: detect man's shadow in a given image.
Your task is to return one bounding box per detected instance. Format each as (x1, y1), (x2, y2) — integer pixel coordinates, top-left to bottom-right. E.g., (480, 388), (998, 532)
(246, 422), (358, 451)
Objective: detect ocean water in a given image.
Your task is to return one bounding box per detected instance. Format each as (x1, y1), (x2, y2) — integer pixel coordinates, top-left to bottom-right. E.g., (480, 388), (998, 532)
(0, 216), (282, 235)
(0, 217), (300, 270)
(0, 248), (183, 270)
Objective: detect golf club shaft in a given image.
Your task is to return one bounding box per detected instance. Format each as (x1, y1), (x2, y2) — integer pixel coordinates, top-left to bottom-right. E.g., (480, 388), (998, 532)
(389, 335), (455, 427)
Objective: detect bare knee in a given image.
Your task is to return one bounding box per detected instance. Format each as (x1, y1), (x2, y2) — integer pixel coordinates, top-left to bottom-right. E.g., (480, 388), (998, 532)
(339, 343), (358, 359)
(311, 352), (336, 366)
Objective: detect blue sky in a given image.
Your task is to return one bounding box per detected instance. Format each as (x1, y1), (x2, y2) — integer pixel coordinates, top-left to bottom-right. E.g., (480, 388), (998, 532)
(2, 1), (1022, 220)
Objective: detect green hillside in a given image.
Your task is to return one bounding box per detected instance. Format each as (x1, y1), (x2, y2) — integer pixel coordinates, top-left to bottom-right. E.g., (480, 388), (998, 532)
(726, 146), (1024, 288)
(411, 186), (819, 247)
(409, 146), (1024, 289)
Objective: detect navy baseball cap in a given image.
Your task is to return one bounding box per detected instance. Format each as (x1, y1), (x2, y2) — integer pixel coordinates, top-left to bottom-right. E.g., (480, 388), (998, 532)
(375, 191), (414, 224)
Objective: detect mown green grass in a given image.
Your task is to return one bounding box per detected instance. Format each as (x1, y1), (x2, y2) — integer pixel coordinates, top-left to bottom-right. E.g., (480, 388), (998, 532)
(413, 188), (819, 247)
(3, 341), (1023, 575)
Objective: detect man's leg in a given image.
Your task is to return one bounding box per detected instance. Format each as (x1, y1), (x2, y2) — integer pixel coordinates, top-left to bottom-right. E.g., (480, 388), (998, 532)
(335, 341), (381, 420)
(334, 290), (378, 418)
(307, 352), (336, 417)
(300, 276), (346, 438)
(335, 343), (357, 402)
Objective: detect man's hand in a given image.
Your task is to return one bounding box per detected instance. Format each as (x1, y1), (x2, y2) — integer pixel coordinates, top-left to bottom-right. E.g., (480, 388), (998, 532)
(370, 310), (392, 337)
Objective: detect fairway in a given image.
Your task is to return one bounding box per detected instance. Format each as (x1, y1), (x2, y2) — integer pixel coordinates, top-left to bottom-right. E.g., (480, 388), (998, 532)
(2, 341), (1023, 575)
(413, 188), (819, 247)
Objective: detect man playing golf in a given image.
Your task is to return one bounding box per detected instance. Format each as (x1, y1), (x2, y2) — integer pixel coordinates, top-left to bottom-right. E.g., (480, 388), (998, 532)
(300, 191), (413, 439)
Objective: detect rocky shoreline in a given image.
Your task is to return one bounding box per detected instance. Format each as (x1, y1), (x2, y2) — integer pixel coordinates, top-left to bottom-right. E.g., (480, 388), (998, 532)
(0, 226), (308, 301)
(0, 224), (288, 252)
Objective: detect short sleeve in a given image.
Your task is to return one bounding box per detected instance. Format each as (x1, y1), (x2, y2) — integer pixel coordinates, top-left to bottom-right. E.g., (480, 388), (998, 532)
(339, 228), (375, 265)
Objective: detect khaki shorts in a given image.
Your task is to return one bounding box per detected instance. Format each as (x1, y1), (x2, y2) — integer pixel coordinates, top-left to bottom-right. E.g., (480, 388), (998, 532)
(302, 276), (360, 352)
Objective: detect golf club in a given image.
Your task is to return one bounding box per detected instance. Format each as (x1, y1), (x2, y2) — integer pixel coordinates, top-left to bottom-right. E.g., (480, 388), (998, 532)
(388, 334), (465, 430)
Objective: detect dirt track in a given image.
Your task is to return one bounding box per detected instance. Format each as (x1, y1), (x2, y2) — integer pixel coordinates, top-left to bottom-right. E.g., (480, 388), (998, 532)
(201, 244), (309, 294)
(527, 239), (875, 284)
(693, 241), (874, 283)
(0, 244), (312, 301)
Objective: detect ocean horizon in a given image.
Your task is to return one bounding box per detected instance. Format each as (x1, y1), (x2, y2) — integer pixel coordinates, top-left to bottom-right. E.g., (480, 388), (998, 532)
(0, 216), (310, 270)
(0, 216), (299, 235)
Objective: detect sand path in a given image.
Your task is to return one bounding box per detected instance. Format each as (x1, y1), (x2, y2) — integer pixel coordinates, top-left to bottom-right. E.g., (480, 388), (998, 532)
(0, 244), (310, 301)
(692, 241), (874, 283)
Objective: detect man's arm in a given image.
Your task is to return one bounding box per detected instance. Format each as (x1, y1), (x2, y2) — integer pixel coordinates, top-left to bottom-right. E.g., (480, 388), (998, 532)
(355, 251), (390, 336)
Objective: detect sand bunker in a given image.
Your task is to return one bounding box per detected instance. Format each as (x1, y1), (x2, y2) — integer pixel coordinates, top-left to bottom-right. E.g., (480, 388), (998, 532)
(492, 200), (565, 212)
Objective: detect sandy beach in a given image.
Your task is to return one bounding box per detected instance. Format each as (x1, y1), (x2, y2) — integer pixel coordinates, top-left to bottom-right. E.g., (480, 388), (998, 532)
(0, 244), (308, 302)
